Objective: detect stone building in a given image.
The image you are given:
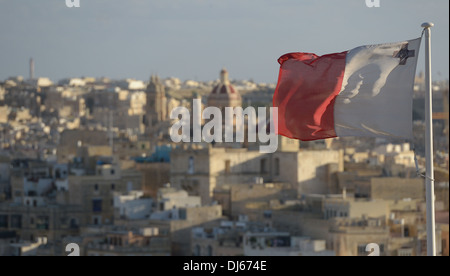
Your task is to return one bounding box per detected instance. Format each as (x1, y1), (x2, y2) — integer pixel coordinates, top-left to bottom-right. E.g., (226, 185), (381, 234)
(67, 165), (142, 226)
(144, 204), (223, 256)
(243, 232), (334, 256)
(85, 228), (171, 256)
(214, 182), (297, 220)
(0, 84), (5, 103)
(330, 216), (390, 256)
(135, 162), (170, 198)
(191, 220), (247, 257)
(56, 129), (109, 163)
(170, 142), (343, 204)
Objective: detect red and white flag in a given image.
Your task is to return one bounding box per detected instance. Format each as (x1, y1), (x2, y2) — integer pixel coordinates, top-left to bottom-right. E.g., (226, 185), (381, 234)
(273, 38), (421, 141)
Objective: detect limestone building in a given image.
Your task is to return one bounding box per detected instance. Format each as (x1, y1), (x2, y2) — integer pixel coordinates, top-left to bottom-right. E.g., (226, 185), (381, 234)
(170, 142), (343, 205)
(67, 162), (142, 226)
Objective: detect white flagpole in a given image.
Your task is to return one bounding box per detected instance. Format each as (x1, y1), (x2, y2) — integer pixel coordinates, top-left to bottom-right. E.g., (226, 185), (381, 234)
(421, 22), (436, 256)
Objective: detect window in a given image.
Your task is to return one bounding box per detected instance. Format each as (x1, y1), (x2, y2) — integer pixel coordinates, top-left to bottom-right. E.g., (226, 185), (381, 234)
(260, 159), (267, 174)
(111, 183), (115, 190)
(274, 158), (280, 176)
(0, 215), (8, 228)
(188, 157), (194, 174)
(207, 245), (213, 257)
(225, 160), (231, 174)
(194, 245), (201, 256)
(357, 245), (367, 256)
(93, 199), (103, 213)
(36, 216), (49, 230)
(110, 169), (115, 175)
(404, 226), (410, 237)
(11, 215), (22, 229)
(266, 236), (290, 248)
(70, 218), (78, 229)
(398, 249), (413, 256)
(94, 184), (99, 191)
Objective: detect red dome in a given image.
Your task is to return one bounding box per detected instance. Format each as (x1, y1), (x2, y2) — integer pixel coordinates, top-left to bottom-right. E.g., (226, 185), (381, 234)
(211, 83), (237, 95)
(207, 68), (242, 108)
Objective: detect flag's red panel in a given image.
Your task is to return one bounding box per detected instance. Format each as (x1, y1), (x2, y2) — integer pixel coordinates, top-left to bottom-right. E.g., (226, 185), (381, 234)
(273, 52), (347, 141)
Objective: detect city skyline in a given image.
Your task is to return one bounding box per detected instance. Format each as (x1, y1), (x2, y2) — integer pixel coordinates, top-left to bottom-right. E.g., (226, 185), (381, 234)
(0, 37), (448, 255)
(0, 0), (449, 83)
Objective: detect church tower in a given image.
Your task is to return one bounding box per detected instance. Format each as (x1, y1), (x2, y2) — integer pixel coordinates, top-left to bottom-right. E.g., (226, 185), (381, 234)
(146, 75), (167, 128)
(207, 68), (242, 111)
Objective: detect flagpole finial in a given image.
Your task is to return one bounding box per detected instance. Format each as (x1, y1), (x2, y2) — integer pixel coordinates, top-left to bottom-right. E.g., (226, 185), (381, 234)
(421, 22), (434, 29)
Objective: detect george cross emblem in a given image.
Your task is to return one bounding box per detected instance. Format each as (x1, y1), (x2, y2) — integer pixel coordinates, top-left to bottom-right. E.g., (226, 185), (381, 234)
(393, 43), (415, 65)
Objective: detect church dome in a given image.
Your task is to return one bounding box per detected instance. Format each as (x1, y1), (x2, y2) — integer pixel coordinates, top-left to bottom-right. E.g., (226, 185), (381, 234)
(208, 68), (242, 108)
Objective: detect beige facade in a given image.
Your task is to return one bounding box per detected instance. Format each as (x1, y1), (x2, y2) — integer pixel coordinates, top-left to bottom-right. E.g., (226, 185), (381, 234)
(330, 217), (390, 256)
(86, 230), (171, 256)
(370, 177), (425, 200)
(214, 183), (297, 221)
(67, 169), (142, 225)
(114, 140), (150, 161)
(191, 228), (244, 256)
(0, 203), (85, 248)
(0, 85), (5, 102)
(324, 198), (389, 220)
(44, 88), (86, 118)
(57, 130), (109, 163)
(170, 144), (343, 204)
(441, 224), (449, 256)
(135, 162), (170, 198)
(146, 205), (223, 256)
(0, 106), (8, 123)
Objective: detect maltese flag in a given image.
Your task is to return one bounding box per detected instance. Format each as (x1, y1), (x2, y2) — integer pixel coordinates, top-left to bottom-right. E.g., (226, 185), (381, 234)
(273, 38), (421, 141)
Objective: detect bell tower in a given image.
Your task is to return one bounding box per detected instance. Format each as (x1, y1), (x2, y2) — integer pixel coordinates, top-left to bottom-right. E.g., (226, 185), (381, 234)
(146, 75), (167, 128)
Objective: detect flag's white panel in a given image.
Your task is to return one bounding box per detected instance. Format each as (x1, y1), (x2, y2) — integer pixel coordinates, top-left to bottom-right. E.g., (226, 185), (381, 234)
(334, 38), (421, 139)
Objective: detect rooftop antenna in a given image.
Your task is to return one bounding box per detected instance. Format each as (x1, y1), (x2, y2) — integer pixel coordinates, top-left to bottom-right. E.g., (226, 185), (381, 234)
(29, 58), (35, 80)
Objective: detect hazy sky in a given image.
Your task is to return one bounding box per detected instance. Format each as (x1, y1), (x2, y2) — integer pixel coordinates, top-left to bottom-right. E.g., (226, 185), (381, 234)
(0, 0), (448, 83)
